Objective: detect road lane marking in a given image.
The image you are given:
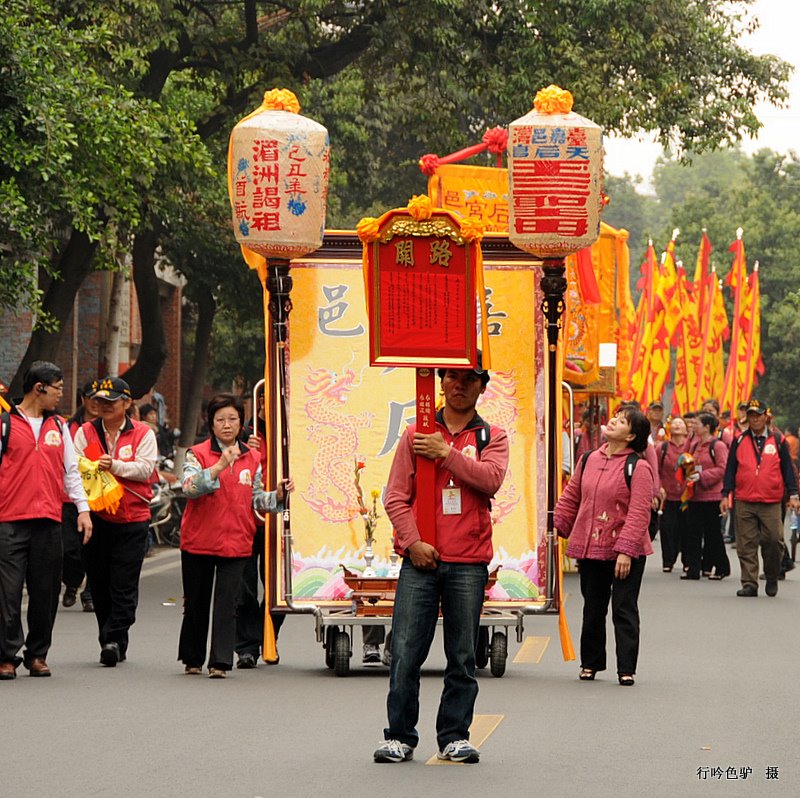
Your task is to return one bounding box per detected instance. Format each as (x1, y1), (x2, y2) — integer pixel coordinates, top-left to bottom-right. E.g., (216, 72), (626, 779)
(513, 635), (550, 664)
(426, 714), (504, 765)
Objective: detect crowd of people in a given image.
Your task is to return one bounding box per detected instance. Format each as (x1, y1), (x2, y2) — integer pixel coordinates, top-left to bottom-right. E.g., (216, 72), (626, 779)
(0, 362), (289, 681)
(2, 358), (797, 765)
(558, 394), (799, 693)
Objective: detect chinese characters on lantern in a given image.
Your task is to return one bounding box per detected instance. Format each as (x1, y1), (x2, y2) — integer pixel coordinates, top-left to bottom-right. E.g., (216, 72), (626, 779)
(509, 124), (591, 239)
(234, 138), (316, 236)
(229, 106), (330, 259)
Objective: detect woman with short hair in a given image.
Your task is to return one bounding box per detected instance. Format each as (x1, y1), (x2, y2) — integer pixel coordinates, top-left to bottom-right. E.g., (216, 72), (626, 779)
(178, 393), (293, 678)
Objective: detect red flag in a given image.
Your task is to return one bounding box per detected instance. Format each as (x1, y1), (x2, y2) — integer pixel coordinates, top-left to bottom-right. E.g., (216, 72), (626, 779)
(575, 247), (602, 304)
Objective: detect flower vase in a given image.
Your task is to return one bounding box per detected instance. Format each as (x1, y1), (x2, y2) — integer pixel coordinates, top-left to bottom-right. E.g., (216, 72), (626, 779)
(388, 550), (400, 578)
(363, 541), (376, 577)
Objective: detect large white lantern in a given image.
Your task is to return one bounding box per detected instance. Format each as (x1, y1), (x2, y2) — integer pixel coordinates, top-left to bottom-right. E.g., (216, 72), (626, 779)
(229, 89), (329, 260)
(507, 85), (603, 258)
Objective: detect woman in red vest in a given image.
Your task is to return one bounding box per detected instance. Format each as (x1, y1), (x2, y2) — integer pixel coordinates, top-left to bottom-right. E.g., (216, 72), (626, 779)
(178, 393), (292, 678)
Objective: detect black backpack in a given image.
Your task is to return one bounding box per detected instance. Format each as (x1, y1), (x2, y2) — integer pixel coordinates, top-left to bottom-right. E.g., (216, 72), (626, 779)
(579, 449), (642, 491)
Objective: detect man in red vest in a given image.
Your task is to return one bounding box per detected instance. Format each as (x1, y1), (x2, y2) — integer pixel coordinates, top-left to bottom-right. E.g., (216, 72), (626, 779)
(721, 398), (799, 597)
(374, 356), (508, 764)
(0, 361), (92, 680)
(73, 377), (157, 666)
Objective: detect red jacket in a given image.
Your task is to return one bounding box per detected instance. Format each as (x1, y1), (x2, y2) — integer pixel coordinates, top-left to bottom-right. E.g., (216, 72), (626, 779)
(180, 439), (263, 558)
(554, 444), (654, 561)
(384, 412), (509, 564)
(80, 418), (154, 523)
(689, 436), (728, 502)
(728, 432), (786, 504)
(0, 410), (65, 523)
(658, 439), (687, 501)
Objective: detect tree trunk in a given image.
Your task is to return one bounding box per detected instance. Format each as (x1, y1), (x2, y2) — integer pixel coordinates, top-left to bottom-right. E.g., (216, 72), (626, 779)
(103, 269), (125, 377)
(121, 221), (168, 398)
(174, 287), (216, 472)
(10, 229), (99, 394)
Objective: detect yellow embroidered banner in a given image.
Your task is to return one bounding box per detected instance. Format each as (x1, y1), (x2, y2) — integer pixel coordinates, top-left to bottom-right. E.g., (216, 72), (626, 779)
(284, 248), (546, 604)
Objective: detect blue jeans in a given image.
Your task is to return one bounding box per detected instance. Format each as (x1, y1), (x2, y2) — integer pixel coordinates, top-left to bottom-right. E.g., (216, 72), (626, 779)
(384, 559), (488, 750)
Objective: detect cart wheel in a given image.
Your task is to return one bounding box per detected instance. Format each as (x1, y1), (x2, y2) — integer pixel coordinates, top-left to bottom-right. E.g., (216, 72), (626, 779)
(490, 631), (507, 677)
(475, 626), (490, 669)
(324, 626), (339, 670)
(333, 630), (351, 677)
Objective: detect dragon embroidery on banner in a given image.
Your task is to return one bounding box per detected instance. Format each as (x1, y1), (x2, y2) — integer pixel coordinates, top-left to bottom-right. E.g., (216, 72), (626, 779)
(476, 368), (520, 524)
(302, 366), (373, 523)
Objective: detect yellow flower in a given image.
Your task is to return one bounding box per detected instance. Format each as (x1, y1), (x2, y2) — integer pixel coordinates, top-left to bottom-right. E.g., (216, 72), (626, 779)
(533, 85), (574, 115)
(460, 216), (486, 242)
(357, 216), (381, 243)
(262, 88), (301, 114)
(407, 194), (433, 221)
(371, 489), (380, 499)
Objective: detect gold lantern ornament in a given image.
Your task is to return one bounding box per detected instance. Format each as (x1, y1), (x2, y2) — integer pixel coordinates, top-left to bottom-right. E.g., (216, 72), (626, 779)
(228, 88), (330, 261)
(507, 85), (603, 258)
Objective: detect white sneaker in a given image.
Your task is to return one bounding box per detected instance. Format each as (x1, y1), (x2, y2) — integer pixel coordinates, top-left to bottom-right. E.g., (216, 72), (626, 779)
(373, 739), (413, 763)
(363, 644), (381, 664)
(381, 646), (392, 666)
(437, 740), (480, 763)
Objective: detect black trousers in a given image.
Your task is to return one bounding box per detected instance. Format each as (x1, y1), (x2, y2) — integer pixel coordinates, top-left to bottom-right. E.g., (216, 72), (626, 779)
(0, 520), (62, 666)
(83, 516), (148, 655)
(685, 501), (730, 577)
(659, 500), (681, 568)
(61, 503), (91, 599)
(235, 525), (284, 657)
(578, 556), (646, 675)
(179, 551), (247, 670)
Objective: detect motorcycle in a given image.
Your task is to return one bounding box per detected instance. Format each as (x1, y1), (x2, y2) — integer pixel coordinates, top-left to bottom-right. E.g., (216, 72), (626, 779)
(149, 460), (186, 547)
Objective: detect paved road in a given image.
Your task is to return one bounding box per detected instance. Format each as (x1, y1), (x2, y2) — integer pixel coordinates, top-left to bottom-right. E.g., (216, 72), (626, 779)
(4, 540), (799, 797)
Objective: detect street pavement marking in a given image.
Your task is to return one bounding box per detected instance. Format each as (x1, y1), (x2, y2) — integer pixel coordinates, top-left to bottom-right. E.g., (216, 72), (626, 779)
(513, 635), (550, 664)
(426, 714), (504, 765)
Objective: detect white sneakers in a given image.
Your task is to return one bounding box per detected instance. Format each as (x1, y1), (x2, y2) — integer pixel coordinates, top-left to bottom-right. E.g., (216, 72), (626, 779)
(373, 740), (413, 763)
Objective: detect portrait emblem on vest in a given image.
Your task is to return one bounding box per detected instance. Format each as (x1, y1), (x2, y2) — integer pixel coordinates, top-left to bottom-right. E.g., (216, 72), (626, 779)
(238, 469), (252, 486)
(764, 443), (777, 456)
(118, 444), (133, 460)
(44, 430), (62, 447)
(460, 444), (477, 461)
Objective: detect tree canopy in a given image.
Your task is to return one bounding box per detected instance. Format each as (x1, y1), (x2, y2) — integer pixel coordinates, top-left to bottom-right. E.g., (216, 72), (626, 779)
(0, 0), (793, 397)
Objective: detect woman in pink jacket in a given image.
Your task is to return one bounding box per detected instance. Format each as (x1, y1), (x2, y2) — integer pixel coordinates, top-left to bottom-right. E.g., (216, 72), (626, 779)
(657, 416), (689, 572)
(684, 412), (729, 580)
(554, 407), (654, 686)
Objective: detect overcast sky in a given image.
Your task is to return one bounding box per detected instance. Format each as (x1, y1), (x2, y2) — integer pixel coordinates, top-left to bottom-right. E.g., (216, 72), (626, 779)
(603, 0), (800, 183)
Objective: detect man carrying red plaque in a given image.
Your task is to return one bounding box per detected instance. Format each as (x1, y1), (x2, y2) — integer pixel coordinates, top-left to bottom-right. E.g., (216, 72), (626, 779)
(374, 352), (508, 764)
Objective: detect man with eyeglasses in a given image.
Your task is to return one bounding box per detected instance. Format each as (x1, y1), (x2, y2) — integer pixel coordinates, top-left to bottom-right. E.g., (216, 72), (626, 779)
(0, 361), (92, 680)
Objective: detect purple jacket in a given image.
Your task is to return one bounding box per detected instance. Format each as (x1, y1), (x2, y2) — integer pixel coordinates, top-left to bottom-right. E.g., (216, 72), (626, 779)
(554, 444), (654, 561)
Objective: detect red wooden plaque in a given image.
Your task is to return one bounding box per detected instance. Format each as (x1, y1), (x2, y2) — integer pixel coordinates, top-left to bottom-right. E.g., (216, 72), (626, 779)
(365, 209), (480, 548)
(367, 210), (478, 368)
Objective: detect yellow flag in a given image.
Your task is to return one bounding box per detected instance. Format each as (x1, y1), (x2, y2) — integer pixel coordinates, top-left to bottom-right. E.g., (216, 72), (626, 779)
(78, 457), (124, 515)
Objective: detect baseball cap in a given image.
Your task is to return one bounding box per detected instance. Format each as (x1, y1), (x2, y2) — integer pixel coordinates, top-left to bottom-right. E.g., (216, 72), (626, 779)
(82, 380), (98, 398)
(745, 398), (767, 415)
(648, 400), (664, 410)
(437, 350), (490, 384)
(93, 376), (132, 401)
